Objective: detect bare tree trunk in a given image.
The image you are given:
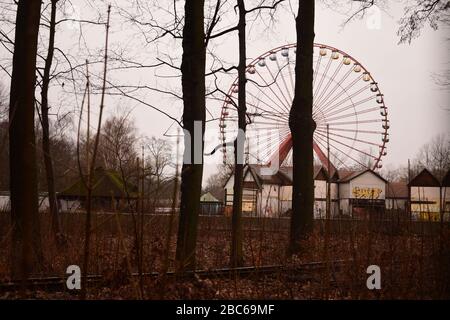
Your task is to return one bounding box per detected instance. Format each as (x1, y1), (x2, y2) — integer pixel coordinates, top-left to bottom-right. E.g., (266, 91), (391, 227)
(230, 0), (246, 268)
(81, 5), (111, 299)
(288, 0), (315, 255)
(175, 0), (206, 272)
(9, 0), (43, 281)
(40, 0), (62, 244)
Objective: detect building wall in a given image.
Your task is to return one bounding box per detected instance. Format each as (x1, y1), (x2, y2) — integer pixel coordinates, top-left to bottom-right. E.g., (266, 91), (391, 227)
(337, 172), (387, 216)
(349, 172), (386, 200)
(1, 194), (51, 212)
(314, 180), (339, 199)
(386, 198), (407, 210)
(259, 184), (280, 217)
(443, 186), (450, 221)
(224, 169), (412, 219)
(339, 183), (349, 201)
(224, 174), (234, 206)
(279, 181), (338, 201)
(242, 188), (257, 214)
(443, 186), (450, 210)
(410, 186), (441, 220)
(340, 198), (350, 216)
(59, 199), (82, 212)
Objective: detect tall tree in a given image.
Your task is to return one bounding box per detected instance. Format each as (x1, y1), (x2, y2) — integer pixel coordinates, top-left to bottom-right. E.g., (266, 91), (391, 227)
(230, 0), (247, 268)
(207, 0), (285, 268)
(40, 0), (62, 243)
(414, 133), (450, 180)
(175, 0), (206, 272)
(9, 0), (43, 280)
(288, 0), (315, 254)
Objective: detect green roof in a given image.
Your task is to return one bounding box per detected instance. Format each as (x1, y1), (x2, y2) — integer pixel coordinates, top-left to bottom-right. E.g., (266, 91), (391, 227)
(59, 167), (138, 199)
(200, 192), (220, 202)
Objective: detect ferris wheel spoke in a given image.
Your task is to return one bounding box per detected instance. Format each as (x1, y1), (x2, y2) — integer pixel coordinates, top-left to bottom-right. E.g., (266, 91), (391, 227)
(248, 127), (289, 143)
(246, 91), (288, 118)
(244, 94), (289, 121)
(319, 73), (363, 109)
(245, 106), (289, 123)
(250, 120), (288, 127)
(249, 72), (290, 113)
(316, 95), (376, 123)
(276, 58), (294, 102)
(314, 59), (344, 106)
(314, 57), (333, 99)
(251, 128), (291, 159)
(313, 54), (323, 88)
(263, 134), (289, 162)
(317, 86), (373, 119)
(315, 127), (383, 148)
(264, 63), (292, 108)
(248, 126), (289, 133)
(287, 57), (296, 93)
(323, 106), (380, 123)
(314, 135), (370, 169)
(325, 118), (381, 126)
(248, 132), (290, 151)
(253, 66), (290, 111)
(314, 130), (379, 160)
(253, 113), (289, 125)
(314, 66), (354, 109)
(323, 127), (384, 135)
(313, 75), (364, 117)
(314, 138), (351, 170)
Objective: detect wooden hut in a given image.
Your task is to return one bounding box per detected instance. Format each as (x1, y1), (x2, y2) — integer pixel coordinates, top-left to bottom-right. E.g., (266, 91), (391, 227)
(199, 192), (223, 216)
(58, 167), (138, 212)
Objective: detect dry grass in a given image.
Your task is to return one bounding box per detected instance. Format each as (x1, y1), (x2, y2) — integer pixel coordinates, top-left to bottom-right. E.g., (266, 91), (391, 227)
(0, 211), (448, 299)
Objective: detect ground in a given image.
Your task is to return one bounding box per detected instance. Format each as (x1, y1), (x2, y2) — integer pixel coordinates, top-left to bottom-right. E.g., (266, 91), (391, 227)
(0, 212), (449, 299)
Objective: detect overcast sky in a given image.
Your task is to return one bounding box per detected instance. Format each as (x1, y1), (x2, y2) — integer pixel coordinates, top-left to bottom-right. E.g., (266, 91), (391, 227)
(1, 0), (449, 182)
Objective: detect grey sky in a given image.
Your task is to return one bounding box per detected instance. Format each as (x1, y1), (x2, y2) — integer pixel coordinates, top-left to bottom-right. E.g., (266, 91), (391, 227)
(1, 0), (449, 182)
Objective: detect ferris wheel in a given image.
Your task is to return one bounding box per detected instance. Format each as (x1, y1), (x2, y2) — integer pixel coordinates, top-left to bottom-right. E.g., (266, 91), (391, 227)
(219, 43), (389, 172)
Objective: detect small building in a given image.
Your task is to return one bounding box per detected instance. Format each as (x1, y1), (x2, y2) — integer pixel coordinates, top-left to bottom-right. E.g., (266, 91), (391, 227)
(277, 166), (339, 218)
(224, 164), (291, 217)
(408, 168), (441, 221)
(386, 181), (409, 210)
(58, 167), (138, 212)
(0, 191), (51, 212)
(336, 169), (387, 219)
(224, 164), (340, 218)
(199, 192), (223, 216)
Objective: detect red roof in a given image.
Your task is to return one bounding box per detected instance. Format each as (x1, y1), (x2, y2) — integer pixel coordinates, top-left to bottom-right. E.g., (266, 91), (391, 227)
(386, 182), (408, 198)
(337, 168), (387, 183)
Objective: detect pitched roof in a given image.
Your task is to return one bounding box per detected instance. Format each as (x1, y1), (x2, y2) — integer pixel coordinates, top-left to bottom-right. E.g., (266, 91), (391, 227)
(245, 164), (327, 187)
(386, 182), (408, 198)
(409, 168), (440, 187)
(247, 164), (291, 186)
(59, 167), (138, 199)
(336, 169), (357, 181)
(200, 192), (220, 202)
(338, 168), (387, 183)
(277, 165), (327, 181)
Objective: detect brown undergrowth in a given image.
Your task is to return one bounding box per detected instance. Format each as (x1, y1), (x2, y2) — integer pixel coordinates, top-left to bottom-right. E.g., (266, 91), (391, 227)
(0, 212), (448, 299)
